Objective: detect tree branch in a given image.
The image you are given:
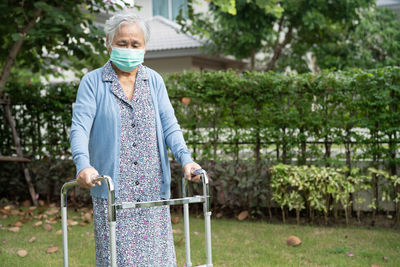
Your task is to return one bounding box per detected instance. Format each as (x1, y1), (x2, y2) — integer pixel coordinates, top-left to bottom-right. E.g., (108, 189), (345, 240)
(0, 8), (42, 89)
(265, 25), (293, 72)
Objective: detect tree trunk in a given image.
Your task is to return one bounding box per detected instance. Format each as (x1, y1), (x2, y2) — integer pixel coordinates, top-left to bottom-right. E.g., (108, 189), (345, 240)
(345, 128), (352, 173)
(265, 26), (293, 72)
(0, 8), (41, 206)
(281, 128), (287, 164)
(299, 126), (306, 165)
(254, 103), (262, 166)
(250, 48), (256, 70)
(389, 89), (399, 224)
(212, 117), (218, 161)
(0, 8), (41, 88)
(324, 137), (331, 167)
(276, 144), (280, 162)
(255, 128), (261, 165)
(4, 103), (37, 206)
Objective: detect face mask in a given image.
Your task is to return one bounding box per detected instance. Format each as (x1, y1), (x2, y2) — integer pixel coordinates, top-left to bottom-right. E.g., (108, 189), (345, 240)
(110, 46), (145, 72)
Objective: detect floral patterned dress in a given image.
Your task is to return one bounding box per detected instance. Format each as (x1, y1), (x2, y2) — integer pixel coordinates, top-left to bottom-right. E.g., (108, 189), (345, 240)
(92, 62), (176, 266)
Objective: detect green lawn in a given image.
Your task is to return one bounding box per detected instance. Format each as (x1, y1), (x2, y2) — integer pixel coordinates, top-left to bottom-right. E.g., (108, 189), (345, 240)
(0, 206), (399, 266)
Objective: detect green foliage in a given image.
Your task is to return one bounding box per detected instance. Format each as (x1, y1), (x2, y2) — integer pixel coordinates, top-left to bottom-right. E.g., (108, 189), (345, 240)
(0, 0), (134, 85)
(179, 0), (374, 71)
(368, 168), (400, 204)
(179, 0), (279, 62)
(270, 164), (371, 224)
(315, 7), (400, 70)
(1, 82), (77, 158)
(2, 67), (400, 220)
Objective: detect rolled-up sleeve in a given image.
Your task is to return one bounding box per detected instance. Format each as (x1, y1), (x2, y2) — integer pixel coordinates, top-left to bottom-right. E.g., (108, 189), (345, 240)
(156, 75), (193, 167)
(69, 75), (97, 175)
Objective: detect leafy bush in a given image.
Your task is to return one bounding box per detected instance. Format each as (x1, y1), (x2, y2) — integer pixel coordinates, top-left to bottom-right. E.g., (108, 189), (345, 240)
(270, 164), (371, 225)
(2, 67), (400, 223)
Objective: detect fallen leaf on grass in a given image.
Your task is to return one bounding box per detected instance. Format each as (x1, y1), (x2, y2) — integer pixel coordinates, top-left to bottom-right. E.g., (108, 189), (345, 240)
(14, 221), (23, 227)
(38, 200), (45, 206)
(172, 229), (182, 234)
(371, 264), (382, 267)
(67, 219), (78, 226)
(237, 211), (249, 221)
(8, 227), (20, 233)
(4, 205), (13, 211)
(171, 216), (180, 224)
(25, 210), (34, 216)
(82, 212), (91, 221)
(2, 240), (7, 244)
(35, 214), (47, 220)
(17, 250), (28, 257)
(46, 219), (57, 225)
(216, 212), (223, 219)
(29, 206), (37, 211)
(382, 256), (388, 262)
(286, 236), (302, 246)
(33, 221), (43, 227)
(49, 203), (57, 208)
(45, 208), (59, 216)
(193, 232), (199, 235)
(20, 217), (32, 223)
(1, 214), (8, 219)
(21, 200), (31, 207)
(11, 210), (21, 215)
(43, 224), (53, 231)
(347, 253), (354, 257)
(0, 209), (9, 215)
(56, 230), (62, 235)
(28, 237), (36, 243)
(79, 221), (89, 226)
(46, 246), (59, 254)
(176, 237), (184, 246)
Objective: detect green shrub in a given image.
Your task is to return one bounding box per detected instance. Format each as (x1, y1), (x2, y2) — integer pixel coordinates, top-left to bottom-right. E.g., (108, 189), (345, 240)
(270, 164), (371, 225)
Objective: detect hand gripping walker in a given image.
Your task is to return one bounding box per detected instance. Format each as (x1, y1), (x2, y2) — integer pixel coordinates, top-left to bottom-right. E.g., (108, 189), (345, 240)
(61, 169), (213, 267)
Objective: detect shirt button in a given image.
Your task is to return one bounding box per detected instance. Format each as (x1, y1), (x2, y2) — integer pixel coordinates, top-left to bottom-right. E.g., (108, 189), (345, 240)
(135, 181), (139, 185)
(132, 142), (137, 147)
(132, 123), (135, 128)
(134, 161), (138, 165)
(136, 199), (141, 202)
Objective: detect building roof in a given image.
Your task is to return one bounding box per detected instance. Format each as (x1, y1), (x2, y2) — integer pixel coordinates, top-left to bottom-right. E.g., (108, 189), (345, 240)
(145, 16), (203, 52)
(377, 0), (400, 16)
(377, 0), (400, 7)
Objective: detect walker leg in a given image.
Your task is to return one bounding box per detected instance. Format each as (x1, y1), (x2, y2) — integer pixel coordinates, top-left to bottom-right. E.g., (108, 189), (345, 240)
(108, 187), (117, 267)
(204, 209), (213, 267)
(184, 203), (192, 267)
(110, 221), (117, 267)
(61, 194), (69, 267)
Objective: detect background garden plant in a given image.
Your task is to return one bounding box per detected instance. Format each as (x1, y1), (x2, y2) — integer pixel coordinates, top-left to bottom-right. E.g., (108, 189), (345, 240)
(1, 67), (400, 225)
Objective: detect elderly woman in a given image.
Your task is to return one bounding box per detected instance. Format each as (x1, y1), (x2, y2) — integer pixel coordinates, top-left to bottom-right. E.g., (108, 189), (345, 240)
(70, 10), (201, 266)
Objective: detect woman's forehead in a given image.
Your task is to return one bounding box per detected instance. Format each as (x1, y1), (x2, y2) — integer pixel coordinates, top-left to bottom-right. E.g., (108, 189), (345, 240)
(114, 23), (144, 41)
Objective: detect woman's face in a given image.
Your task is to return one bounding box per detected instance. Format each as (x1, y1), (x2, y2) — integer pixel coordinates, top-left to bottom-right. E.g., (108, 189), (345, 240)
(109, 23), (145, 52)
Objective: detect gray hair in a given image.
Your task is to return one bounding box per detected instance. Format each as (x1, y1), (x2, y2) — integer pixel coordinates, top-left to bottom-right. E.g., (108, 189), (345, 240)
(104, 10), (150, 48)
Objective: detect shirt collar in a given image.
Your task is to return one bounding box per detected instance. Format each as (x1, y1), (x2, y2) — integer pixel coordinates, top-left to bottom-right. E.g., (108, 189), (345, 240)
(102, 61), (149, 82)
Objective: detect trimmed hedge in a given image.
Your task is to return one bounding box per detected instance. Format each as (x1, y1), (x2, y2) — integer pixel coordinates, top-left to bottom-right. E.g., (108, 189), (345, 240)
(1, 67), (400, 223)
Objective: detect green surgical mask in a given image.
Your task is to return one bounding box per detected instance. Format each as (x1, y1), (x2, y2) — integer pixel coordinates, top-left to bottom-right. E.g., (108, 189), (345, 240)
(110, 46), (145, 72)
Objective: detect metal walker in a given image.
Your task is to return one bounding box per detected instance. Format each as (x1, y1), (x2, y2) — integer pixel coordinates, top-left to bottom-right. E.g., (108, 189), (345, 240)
(61, 169), (213, 267)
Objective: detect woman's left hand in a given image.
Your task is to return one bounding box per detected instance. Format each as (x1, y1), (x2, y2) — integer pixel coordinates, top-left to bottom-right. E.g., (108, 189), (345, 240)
(184, 162), (202, 181)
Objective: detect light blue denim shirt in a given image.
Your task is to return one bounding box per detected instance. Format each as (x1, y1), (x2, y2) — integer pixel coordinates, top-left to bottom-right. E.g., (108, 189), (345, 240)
(70, 62), (193, 199)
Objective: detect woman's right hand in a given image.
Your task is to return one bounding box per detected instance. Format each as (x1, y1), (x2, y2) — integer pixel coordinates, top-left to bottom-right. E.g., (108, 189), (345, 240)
(77, 167), (101, 189)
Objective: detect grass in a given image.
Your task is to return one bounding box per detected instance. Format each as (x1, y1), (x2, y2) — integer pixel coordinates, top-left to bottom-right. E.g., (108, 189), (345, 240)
(0, 206), (399, 267)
